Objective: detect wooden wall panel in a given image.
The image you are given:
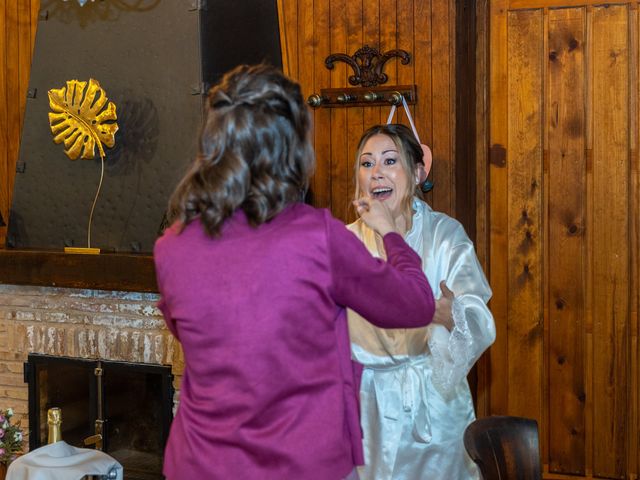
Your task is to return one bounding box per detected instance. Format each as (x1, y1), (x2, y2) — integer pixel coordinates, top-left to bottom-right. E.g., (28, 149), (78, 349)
(488, 0), (510, 417)
(6, 2), (19, 210)
(379, 0), (398, 101)
(432, 0), (454, 215)
(277, 0), (456, 224)
(345, 0), (364, 224)
(0, 0), (8, 241)
(312, 0), (331, 210)
(0, 0), (38, 246)
(547, 7), (587, 475)
(506, 8), (544, 422)
(489, 0), (640, 478)
(362, 0), (382, 126)
(591, 6), (630, 478)
(632, 7), (640, 476)
(415, 0), (434, 207)
(328, 0), (349, 222)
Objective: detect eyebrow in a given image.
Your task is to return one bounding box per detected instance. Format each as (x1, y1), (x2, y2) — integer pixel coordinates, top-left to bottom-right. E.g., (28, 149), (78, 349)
(360, 149), (398, 157)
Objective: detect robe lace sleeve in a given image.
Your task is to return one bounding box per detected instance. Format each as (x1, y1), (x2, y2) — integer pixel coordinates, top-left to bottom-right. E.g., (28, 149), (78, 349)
(427, 239), (496, 399)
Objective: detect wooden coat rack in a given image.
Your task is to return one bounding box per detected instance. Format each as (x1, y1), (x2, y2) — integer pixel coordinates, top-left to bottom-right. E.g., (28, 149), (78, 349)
(307, 45), (416, 108)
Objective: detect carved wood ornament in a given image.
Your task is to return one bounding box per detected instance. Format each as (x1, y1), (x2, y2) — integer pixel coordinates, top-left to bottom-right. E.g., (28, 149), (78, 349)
(308, 45), (416, 108)
(325, 45), (411, 87)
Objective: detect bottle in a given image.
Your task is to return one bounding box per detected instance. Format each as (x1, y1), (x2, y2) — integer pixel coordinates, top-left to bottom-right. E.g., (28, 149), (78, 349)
(47, 407), (62, 444)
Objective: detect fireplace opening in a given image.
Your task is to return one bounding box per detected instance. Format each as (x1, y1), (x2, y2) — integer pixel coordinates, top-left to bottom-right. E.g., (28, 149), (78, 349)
(25, 354), (174, 479)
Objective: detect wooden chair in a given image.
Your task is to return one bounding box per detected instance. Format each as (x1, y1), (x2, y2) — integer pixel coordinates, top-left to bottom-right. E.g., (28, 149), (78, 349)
(463, 415), (542, 480)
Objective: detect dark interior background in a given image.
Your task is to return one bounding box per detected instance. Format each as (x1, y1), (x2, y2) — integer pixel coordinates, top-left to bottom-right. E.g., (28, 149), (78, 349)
(8, 0), (281, 253)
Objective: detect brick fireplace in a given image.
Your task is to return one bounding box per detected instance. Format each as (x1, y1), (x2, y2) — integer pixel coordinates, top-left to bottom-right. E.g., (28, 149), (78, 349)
(0, 283), (184, 451)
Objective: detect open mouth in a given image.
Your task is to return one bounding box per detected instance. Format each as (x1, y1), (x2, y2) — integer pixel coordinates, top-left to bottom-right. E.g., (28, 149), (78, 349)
(371, 187), (393, 200)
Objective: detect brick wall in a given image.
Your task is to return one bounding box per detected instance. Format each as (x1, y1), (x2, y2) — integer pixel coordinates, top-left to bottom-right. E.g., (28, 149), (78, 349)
(0, 284), (184, 447)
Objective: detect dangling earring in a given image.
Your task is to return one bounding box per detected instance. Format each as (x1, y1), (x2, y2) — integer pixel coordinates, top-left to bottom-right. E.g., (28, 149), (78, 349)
(421, 179), (434, 192)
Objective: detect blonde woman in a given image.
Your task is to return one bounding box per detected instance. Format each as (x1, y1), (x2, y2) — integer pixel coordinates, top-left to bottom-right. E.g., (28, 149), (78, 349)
(348, 124), (496, 479)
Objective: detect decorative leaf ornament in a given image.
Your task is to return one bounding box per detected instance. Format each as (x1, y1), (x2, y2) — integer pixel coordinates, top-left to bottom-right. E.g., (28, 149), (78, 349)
(47, 79), (119, 251)
(48, 79), (118, 160)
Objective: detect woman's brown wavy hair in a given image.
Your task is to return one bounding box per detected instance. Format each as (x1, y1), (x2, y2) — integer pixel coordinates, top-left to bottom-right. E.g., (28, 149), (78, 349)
(167, 64), (315, 236)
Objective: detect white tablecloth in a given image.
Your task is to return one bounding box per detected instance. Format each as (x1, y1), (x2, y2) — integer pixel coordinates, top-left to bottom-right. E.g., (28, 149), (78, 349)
(6, 441), (123, 480)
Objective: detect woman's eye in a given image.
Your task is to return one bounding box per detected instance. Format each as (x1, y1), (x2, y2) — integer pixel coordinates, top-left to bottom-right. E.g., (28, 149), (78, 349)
(361, 160), (373, 168)
(384, 157), (397, 165)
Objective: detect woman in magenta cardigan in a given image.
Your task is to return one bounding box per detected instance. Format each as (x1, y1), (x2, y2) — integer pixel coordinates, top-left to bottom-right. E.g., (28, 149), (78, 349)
(154, 64), (436, 479)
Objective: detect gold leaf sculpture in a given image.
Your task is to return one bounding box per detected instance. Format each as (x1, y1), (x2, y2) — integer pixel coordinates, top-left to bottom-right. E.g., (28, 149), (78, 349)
(47, 79), (119, 252)
(48, 78), (118, 160)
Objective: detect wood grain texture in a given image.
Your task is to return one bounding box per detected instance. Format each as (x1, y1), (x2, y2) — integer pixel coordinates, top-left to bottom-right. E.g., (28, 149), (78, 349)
(488, 0), (510, 417)
(328, 0), (348, 221)
(506, 9), (543, 422)
(414, 0), (433, 194)
(490, 0), (640, 475)
(0, 1), (38, 246)
(591, 5), (630, 478)
(431, 0), (453, 215)
(631, 6), (640, 477)
(474, 0), (491, 418)
(510, 0), (630, 11)
(547, 8), (586, 475)
(0, 0), (9, 245)
(344, 0), (364, 224)
(0, 249), (157, 292)
(312, 0), (332, 210)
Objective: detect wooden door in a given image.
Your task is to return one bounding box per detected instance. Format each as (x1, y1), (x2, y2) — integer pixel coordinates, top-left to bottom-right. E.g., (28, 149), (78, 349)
(488, 1), (640, 478)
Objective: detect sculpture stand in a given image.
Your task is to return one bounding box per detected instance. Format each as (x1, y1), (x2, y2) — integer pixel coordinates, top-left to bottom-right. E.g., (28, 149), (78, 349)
(64, 247), (101, 255)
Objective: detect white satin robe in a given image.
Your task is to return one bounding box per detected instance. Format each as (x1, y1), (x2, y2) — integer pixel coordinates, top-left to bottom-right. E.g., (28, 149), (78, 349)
(347, 198), (496, 480)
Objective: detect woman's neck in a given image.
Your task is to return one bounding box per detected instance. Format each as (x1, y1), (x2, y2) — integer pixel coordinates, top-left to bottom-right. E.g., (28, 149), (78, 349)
(370, 209), (412, 239)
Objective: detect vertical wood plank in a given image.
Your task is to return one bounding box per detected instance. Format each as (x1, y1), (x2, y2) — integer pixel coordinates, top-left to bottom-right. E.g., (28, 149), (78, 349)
(474, 0), (490, 417)
(455, 0), (477, 238)
(379, 0), (397, 127)
(0, 0), (8, 245)
(547, 7), (587, 475)
(31, 0), (39, 51)
(488, 0), (510, 416)
(583, 6), (594, 476)
(277, 0), (298, 78)
(414, 0), (433, 205)
(329, 0), (348, 221)
(344, 0), (364, 224)
(541, 8), (550, 467)
(297, 1), (314, 137)
(629, 4), (639, 477)
(13, 0), (31, 204)
(362, 0), (381, 128)
(591, 5), (630, 478)
(400, 0), (416, 125)
(312, 0), (332, 210)
(431, 0), (452, 215)
(297, 0), (314, 101)
(506, 9), (544, 422)
(395, 0), (413, 127)
(5, 0), (18, 223)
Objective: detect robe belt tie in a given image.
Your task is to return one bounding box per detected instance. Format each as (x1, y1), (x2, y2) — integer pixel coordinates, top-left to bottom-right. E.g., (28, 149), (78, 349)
(369, 357), (432, 443)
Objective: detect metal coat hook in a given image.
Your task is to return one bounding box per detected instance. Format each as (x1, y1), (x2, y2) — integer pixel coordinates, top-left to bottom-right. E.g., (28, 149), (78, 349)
(307, 45), (417, 108)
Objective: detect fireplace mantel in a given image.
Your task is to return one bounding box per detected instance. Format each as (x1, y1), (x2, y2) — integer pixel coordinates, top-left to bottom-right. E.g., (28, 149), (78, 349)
(0, 249), (157, 292)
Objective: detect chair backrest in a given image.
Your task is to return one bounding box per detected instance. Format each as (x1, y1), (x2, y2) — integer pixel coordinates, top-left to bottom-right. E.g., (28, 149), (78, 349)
(463, 415), (542, 480)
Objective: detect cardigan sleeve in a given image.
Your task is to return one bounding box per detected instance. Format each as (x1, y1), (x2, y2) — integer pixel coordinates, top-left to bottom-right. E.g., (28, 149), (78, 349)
(325, 211), (435, 329)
